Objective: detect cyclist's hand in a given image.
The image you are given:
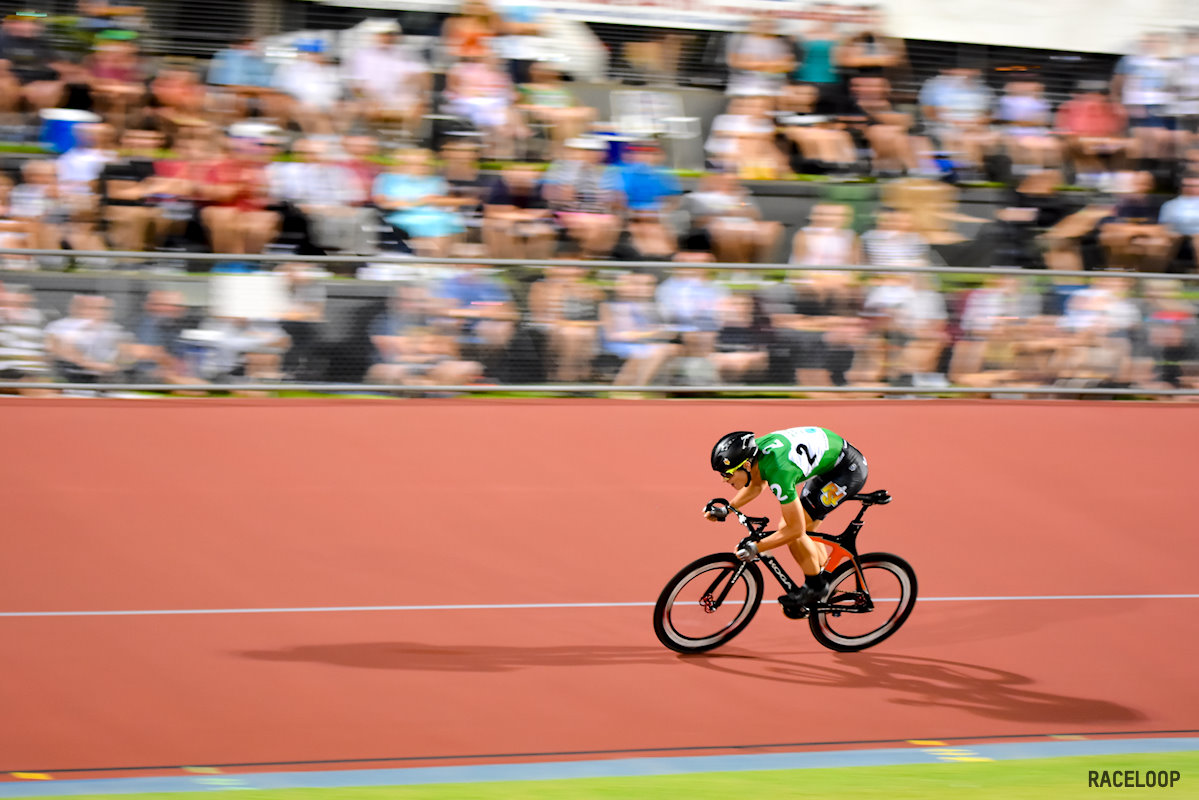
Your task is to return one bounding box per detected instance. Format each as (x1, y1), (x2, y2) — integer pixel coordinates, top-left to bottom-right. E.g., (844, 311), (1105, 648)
(703, 499), (729, 522)
(735, 538), (759, 562)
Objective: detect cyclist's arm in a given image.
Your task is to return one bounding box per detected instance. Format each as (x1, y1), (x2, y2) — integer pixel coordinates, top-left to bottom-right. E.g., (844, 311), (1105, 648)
(754, 497), (809, 553)
(729, 475), (763, 507)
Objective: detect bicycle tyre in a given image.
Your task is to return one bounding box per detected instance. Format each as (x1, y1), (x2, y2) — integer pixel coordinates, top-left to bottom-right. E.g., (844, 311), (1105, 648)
(653, 553), (764, 654)
(808, 552), (917, 652)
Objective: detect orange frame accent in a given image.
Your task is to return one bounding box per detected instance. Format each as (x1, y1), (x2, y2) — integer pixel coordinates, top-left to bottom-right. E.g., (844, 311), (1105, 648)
(810, 534), (854, 574)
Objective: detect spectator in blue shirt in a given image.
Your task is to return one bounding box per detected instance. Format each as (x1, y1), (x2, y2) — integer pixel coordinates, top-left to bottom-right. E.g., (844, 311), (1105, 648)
(206, 37), (279, 125)
(435, 267), (519, 379)
(617, 141), (682, 259)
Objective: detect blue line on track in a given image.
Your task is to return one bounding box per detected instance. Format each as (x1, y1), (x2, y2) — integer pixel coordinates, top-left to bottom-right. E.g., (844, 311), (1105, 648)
(2, 737), (1197, 797)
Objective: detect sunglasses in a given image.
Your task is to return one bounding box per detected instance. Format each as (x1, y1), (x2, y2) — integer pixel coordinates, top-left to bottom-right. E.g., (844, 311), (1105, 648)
(723, 458), (750, 477)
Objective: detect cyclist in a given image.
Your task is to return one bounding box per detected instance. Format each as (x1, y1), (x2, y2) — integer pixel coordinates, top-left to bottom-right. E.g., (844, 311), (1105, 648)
(705, 428), (868, 614)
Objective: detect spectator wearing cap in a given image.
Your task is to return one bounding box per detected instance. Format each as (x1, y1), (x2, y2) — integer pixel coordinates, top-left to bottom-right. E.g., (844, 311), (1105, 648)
(345, 25), (430, 142)
(543, 136), (623, 258)
(272, 38), (346, 135)
(616, 141), (682, 259)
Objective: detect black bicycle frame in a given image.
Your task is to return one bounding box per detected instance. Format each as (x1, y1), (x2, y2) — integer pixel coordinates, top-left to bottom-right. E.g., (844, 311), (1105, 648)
(707, 495), (884, 613)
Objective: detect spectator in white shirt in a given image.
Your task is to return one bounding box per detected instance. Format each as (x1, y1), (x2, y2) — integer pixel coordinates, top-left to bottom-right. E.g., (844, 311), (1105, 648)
(272, 40), (347, 135)
(267, 138), (372, 254)
(44, 294), (127, 383)
(345, 27), (430, 141)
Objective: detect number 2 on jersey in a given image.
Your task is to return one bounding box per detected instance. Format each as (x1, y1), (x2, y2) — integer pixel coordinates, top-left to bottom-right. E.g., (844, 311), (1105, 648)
(793, 443), (817, 472)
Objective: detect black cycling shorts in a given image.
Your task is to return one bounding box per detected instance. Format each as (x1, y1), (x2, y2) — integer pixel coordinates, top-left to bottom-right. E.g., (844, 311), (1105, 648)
(800, 442), (868, 521)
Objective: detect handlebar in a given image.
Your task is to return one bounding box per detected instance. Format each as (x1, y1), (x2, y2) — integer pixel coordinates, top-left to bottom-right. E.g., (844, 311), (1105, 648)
(704, 498), (771, 538)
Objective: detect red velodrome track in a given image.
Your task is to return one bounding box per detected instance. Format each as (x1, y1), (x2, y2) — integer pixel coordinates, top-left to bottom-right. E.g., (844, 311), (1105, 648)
(1, 398), (1197, 776)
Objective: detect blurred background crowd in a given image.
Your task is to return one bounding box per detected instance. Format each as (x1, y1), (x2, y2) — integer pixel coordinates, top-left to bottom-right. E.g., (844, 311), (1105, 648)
(1, 0), (1198, 393)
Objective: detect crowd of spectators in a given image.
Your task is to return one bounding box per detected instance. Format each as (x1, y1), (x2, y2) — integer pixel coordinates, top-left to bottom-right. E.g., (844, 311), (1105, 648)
(0, 2), (1192, 271)
(2, 250), (1198, 394)
(1, 3), (1199, 394)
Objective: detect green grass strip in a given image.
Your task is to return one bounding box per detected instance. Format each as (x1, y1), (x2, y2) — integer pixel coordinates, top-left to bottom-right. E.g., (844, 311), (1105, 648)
(23, 751), (1199, 800)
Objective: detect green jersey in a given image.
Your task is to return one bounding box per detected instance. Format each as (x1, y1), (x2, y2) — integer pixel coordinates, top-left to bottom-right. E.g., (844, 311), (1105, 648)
(755, 427), (846, 505)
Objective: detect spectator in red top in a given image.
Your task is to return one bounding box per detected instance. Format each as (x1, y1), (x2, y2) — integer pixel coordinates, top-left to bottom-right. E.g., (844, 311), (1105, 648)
(198, 127), (281, 254)
(1055, 81), (1130, 187)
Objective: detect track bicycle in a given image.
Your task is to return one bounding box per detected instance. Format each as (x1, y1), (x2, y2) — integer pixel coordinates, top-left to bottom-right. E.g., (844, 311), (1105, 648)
(653, 490), (917, 654)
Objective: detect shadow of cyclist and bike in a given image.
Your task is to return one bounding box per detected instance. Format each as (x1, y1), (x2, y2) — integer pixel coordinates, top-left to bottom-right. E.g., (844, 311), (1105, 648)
(238, 642), (1142, 725)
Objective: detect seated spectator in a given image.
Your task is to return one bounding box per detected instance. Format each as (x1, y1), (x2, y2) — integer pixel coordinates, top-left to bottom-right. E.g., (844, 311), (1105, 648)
(0, 283), (50, 391)
(1054, 81), (1129, 188)
(442, 141), (499, 240)
(774, 82), (854, 174)
(527, 265), (604, 382)
(482, 160), (554, 259)
(44, 294), (127, 383)
(1137, 278), (1199, 388)
(1177, 29), (1199, 137)
(98, 126), (174, 251)
(276, 263), (328, 380)
(862, 271), (949, 386)
(271, 39), (346, 135)
(725, 14), (794, 98)
(543, 136), (622, 258)
(0, 12), (68, 113)
(836, 7), (907, 87)
(616, 141), (683, 259)
(758, 266), (864, 386)
(1112, 32), (1184, 168)
(683, 170), (781, 263)
(1158, 175), (1199, 271)
(444, 53), (527, 160)
(516, 63), (596, 159)
(85, 38), (146, 133)
(441, 0), (501, 62)
(434, 266), (518, 381)
(198, 127), (282, 254)
(861, 208), (931, 267)
(10, 158), (108, 255)
(205, 36), (277, 126)
(1097, 170), (1177, 271)
(372, 148), (466, 257)
(706, 94), (788, 178)
(187, 313), (290, 383)
(655, 254), (730, 385)
(789, 203), (860, 266)
(345, 25), (430, 142)
(598, 270), (678, 386)
(791, 5), (844, 114)
(837, 76), (918, 177)
(125, 289), (195, 383)
(947, 275), (1045, 388)
(711, 292), (770, 384)
(56, 121), (116, 205)
(145, 63), (208, 140)
(997, 79), (1060, 174)
(918, 66), (997, 177)
(267, 137), (365, 254)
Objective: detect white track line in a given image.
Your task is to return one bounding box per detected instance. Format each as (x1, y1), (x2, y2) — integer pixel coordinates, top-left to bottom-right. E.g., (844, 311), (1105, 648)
(1, 594), (1198, 618)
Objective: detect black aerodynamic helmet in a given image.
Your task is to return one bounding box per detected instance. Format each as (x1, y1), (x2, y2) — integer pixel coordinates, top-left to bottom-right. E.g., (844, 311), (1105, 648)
(711, 431), (759, 474)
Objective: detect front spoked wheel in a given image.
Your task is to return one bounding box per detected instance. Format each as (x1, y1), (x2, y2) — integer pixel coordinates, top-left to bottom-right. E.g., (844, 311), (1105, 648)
(654, 553), (764, 653)
(808, 552), (917, 652)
